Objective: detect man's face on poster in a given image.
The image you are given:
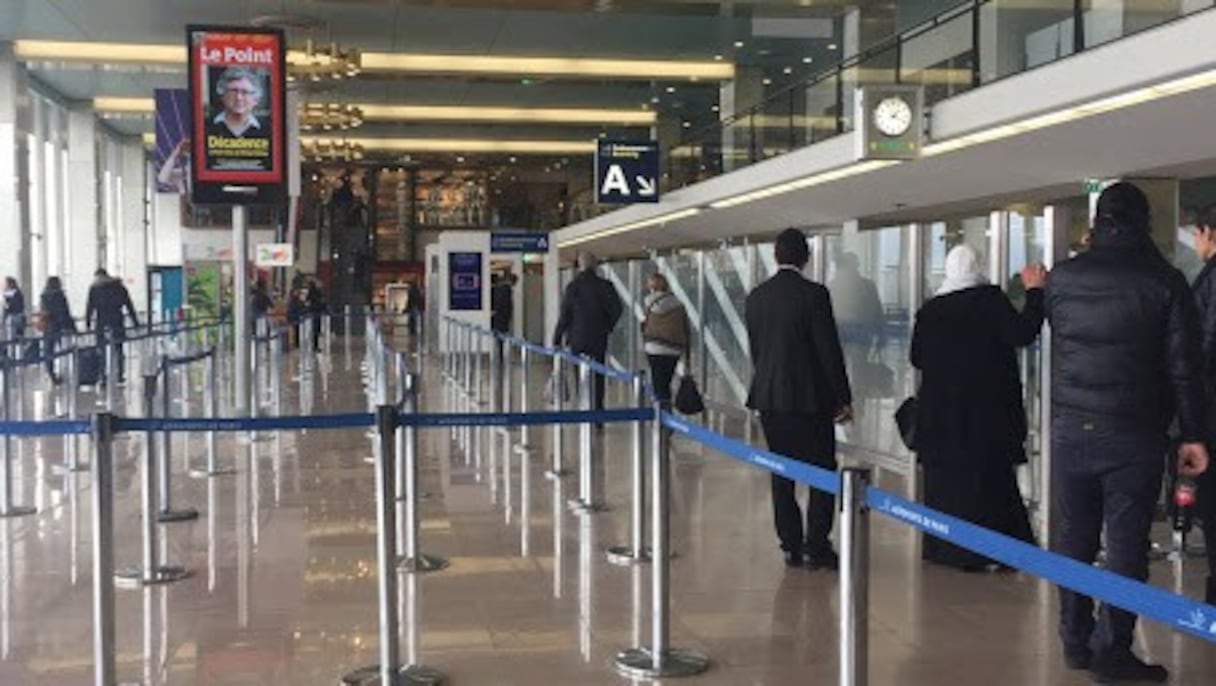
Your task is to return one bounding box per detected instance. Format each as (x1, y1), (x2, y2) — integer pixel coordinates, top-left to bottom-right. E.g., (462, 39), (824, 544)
(221, 77), (260, 119)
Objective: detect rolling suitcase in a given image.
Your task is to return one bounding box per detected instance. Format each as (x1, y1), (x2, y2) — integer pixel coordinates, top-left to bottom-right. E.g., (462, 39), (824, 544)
(77, 348), (102, 387)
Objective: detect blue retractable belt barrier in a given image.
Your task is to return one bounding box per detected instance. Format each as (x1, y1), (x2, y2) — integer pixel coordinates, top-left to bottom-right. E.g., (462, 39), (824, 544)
(511, 337), (553, 358)
(661, 412), (839, 495)
(665, 411), (1216, 644)
(868, 489), (1216, 643)
(555, 349), (636, 384)
(402, 407), (650, 428)
(117, 412), (375, 433)
(0, 419), (92, 436)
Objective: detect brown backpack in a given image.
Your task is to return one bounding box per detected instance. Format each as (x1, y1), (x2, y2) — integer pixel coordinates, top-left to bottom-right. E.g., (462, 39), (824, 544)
(642, 295), (689, 349)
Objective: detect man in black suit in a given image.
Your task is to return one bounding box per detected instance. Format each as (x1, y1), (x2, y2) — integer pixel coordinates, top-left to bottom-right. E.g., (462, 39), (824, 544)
(553, 252), (623, 412)
(746, 229), (852, 570)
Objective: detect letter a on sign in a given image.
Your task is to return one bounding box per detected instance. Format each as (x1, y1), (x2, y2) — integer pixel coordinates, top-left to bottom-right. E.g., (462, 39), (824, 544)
(600, 164), (631, 197)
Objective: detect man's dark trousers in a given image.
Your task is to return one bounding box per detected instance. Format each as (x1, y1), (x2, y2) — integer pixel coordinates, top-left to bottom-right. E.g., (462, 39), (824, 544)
(760, 412), (836, 557)
(575, 347), (608, 412)
(97, 325), (127, 383)
(1052, 419), (1166, 657)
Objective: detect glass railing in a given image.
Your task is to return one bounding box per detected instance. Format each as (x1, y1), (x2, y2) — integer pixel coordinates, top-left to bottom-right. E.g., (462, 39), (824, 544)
(659, 0), (1214, 194)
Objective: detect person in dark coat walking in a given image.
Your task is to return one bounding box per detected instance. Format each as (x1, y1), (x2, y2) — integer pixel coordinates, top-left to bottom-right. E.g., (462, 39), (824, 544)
(307, 278), (326, 351)
(1187, 203), (1216, 604)
(552, 252), (623, 412)
(1047, 182), (1209, 683)
(3, 277), (26, 339)
(39, 276), (76, 384)
(85, 269), (139, 384)
(911, 245), (1046, 572)
(745, 229), (852, 570)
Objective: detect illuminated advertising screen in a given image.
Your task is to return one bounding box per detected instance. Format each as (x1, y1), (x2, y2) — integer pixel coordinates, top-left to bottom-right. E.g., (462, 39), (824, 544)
(187, 25), (286, 205)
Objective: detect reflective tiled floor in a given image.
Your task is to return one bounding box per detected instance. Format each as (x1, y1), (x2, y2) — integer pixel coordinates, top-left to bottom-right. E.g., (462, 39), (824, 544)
(0, 342), (1213, 684)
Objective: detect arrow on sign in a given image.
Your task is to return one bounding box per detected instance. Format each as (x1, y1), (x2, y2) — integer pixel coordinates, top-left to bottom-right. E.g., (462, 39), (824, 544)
(636, 176), (657, 197)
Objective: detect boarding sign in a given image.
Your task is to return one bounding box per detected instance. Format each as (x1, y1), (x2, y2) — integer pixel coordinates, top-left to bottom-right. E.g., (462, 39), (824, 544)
(490, 231), (549, 253)
(594, 140), (660, 204)
(187, 25), (287, 205)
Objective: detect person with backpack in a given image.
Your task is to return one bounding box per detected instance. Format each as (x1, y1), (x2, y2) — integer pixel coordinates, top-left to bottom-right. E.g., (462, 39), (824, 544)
(641, 273), (689, 407)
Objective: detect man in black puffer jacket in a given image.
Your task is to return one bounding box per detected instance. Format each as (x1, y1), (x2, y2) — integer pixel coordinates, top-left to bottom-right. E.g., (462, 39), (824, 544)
(1047, 182), (1209, 684)
(552, 252), (623, 412)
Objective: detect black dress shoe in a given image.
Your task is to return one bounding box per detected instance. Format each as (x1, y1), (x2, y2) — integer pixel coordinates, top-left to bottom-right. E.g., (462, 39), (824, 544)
(1064, 646), (1092, 671)
(783, 551), (804, 568)
(1090, 652), (1168, 683)
(807, 550), (840, 571)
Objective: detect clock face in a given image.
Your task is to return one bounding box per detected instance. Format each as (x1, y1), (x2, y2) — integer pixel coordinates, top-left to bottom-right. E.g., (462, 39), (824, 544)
(873, 96), (913, 137)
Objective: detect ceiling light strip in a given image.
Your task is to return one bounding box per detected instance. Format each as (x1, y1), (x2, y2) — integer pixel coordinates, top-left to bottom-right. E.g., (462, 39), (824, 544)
(359, 104), (656, 125)
(360, 53), (734, 80)
(558, 208), (702, 249)
(15, 40), (732, 80)
(301, 136), (595, 154)
(94, 98), (655, 126)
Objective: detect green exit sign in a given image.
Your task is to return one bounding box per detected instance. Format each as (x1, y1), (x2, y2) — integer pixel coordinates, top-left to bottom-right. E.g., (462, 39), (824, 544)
(1083, 179), (1105, 194)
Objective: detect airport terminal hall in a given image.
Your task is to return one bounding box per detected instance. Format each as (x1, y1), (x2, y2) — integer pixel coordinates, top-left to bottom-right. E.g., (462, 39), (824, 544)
(4, 0), (1216, 684)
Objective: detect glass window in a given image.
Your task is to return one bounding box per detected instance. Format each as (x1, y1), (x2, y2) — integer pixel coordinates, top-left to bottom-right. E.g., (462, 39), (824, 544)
(979, 0), (1079, 82)
(701, 246), (752, 406)
(825, 226), (914, 461)
(923, 215), (990, 298)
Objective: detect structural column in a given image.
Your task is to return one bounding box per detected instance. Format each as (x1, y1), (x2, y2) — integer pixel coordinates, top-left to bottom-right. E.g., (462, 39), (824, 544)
(121, 142), (150, 313)
(0, 44), (23, 287)
(66, 105), (100, 309)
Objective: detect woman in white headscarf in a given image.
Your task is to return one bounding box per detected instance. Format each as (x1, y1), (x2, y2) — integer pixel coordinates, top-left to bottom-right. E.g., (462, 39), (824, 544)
(910, 245), (1048, 571)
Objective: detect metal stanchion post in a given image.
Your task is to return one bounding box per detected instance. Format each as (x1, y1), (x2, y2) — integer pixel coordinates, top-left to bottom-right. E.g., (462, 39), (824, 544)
(342, 406), (403, 686)
(608, 371), (650, 564)
(545, 354), (569, 479)
(193, 350), (231, 478)
(271, 333), (282, 416)
(344, 305), (353, 371)
(400, 374), (449, 575)
(840, 468), (871, 686)
(91, 413), (117, 686)
(116, 373), (190, 588)
(0, 360), (34, 517)
(103, 336), (116, 410)
(157, 359), (198, 522)
(569, 359), (606, 514)
(60, 346), (86, 473)
(515, 344), (531, 452)
(615, 403), (709, 679)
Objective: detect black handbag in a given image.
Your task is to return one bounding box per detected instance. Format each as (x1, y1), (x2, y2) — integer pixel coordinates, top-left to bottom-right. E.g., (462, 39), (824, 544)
(674, 374), (705, 415)
(894, 396), (918, 450)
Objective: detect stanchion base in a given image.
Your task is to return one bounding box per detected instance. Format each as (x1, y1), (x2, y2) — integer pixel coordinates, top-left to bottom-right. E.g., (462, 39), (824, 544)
(341, 664), (445, 685)
(544, 469), (571, 480)
(52, 462), (90, 475)
(0, 505), (37, 518)
(157, 508), (200, 523)
(606, 545), (652, 566)
(114, 565), (192, 589)
(189, 467), (236, 478)
(567, 498), (610, 515)
(399, 554), (450, 574)
(615, 647), (710, 679)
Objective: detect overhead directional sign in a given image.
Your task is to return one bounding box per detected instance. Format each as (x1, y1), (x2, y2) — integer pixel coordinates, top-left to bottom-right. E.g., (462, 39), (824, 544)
(595, 139), (660, 204)
(491, 231), (550, 253)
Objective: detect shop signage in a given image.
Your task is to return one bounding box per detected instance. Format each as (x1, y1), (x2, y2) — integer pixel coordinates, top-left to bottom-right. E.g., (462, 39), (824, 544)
(254, 243), (294, 267)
